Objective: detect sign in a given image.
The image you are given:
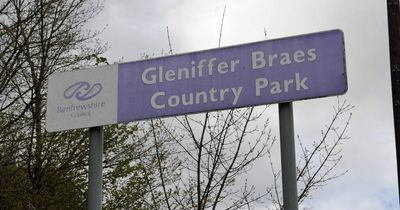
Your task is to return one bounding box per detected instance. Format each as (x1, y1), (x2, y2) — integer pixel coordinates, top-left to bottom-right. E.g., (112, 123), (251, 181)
(46, 29), (347, 132)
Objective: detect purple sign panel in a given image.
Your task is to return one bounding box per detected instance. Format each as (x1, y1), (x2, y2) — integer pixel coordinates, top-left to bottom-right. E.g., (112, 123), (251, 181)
(46, 30), (346, 131)
(117, 30), (347, 123)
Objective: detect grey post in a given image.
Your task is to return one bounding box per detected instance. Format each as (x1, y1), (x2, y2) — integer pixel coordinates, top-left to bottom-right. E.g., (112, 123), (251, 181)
(279, 102), (299, 210)
(88, 126), (104, 210)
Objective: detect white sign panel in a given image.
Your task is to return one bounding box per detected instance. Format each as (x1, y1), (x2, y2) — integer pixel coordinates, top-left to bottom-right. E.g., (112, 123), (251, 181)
(46, 65), (118, 131)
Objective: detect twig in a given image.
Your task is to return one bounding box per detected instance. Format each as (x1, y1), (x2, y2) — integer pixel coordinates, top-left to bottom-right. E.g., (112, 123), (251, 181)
(218, 5), (227, 48)
(166, 26), (173, 54)
(264, 28), (267, 40)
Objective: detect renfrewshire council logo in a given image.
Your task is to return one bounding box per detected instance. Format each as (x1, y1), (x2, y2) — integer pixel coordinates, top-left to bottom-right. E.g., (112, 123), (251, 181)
(57, 81), (106, 118)
(64, 81), (103, 101)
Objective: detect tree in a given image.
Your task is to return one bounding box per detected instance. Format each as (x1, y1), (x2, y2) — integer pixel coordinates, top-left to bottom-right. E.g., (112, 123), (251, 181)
(161, 108), (272, 210)
(266, 99), (353, 210)
(0, 0), (151, 209)
(0, 0), (105, 207)
(102, 123), (152, 210)
(137, 7), (353, 210)
(144, 99), (352, 210)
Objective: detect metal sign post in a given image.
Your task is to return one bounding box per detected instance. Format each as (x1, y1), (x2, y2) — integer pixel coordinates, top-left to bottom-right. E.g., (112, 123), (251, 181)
(279, 102), (298, 210)
(88, 126), (104, 210)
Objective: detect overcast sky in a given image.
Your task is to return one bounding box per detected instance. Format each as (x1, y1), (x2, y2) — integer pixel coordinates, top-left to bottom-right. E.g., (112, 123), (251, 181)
(88, 0), (399, 209)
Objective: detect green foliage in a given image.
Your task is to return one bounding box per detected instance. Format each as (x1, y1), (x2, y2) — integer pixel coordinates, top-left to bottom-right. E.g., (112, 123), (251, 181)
(0, 117), (154, 209)
(103, 124), (150, 210)
(0, 0), (156, 209)
(0, 164), (30, 209)
(104, 163), (149, 210)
